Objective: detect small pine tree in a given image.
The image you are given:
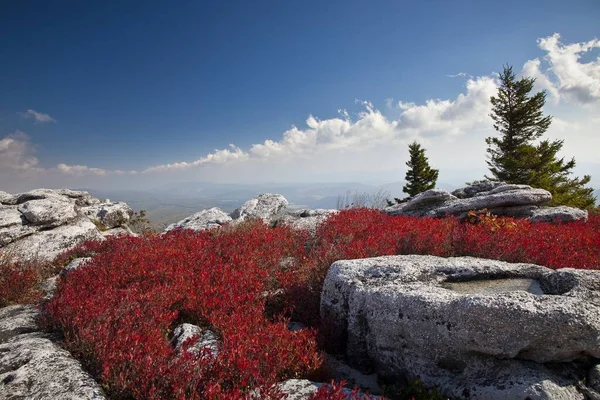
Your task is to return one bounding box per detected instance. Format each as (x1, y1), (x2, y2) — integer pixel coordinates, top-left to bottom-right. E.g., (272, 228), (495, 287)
(486, 65), (596, 208)
(403, 141), (439, 197)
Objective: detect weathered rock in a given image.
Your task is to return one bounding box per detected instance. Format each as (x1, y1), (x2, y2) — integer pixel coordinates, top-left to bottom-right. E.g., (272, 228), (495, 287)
(231, 193), (289, 222)
(277, 209), (337, 233)
(102, 226), (136, 238)
(18, 197), (77, 227)
(171, 323), (219, 358)
(402, 189), (458, 212)
(529, 206), (589, 223)
(451, 181), (506, 199)
(81, 202), (133, 229)
(0, 206), (24, 229)
(60, 257), (93, 277)
(278, 379), (321, 399)
(165, 207), (232, 232)
(2, 217), (104, 261)
(0, 191), (12, 205)
(0, 305), (106, 400)
(321, 255), (600, 399)
(382, 183), (588, 223)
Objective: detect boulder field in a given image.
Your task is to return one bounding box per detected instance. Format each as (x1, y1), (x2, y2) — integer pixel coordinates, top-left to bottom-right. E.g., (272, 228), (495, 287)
(0, 184), (596, 399)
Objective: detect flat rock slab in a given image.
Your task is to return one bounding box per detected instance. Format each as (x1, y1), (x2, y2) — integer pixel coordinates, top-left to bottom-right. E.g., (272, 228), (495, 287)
(0, 305), (106, 400)
(321, 255), (600, 399)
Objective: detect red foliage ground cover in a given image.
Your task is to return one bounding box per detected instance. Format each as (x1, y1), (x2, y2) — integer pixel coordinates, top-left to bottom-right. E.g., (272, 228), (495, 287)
(41, 210), (600, 399)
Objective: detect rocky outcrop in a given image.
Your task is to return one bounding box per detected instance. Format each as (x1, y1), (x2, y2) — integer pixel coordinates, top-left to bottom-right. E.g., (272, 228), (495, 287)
(385, 182), (588, 222)
(165, 207), (232, 232)
(0, 305), (106, 399)
(0, 189), (134, 262)
(321, 255), (600, 399)
(164, 194), (337, 234)
(230, 193), (289, 222)
(81, 202), (133, 229)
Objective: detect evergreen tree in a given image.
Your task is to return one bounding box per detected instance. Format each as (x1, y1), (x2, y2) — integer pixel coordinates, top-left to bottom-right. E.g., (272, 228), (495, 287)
(486, 65), (595, 208)
(403, 141), (439, 197)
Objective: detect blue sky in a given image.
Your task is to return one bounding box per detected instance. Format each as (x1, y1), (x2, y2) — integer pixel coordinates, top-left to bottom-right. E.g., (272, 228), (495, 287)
(1, 0), (599, 192)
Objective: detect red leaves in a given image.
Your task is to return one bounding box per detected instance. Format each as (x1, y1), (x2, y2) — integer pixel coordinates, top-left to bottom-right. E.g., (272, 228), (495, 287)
(39, 210), (600, 399)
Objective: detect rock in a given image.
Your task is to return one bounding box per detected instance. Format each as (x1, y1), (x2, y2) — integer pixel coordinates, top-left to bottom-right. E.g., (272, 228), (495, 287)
(529, 206), (589, 223)
(278, 379), (321, 399)
(401, 189), (458, 213)
(382, 183), (587, 223)
(231, 193), (289, 222)
(321, 255), (600, 399)
(277, 378), (381, 399)
(325, 354), (381, 395)
(0, 191), (13, 205)
(2, 217), (104, 262)
(39, 276), (58, 300)
(0, 305), (106, 400)
(102, 226), (136, 238)
(18, 197), (77, 227)
(451, 181), (506, 199)
(81, 202), (133, 229)
(60, 257), (93, 277)
(277, 209), (337, 233)
(589, 365), (600, 392)
(171, 323), (219, 358)
(165, 207), (232, 232)
(0, 206), (24, 229)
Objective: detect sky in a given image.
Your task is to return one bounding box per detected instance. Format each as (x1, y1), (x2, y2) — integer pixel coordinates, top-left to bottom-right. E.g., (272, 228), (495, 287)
(1, 0), (599, 193)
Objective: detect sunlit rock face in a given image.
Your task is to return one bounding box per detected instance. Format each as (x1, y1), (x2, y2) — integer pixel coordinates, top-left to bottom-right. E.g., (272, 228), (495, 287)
(321, 254), (600, 400)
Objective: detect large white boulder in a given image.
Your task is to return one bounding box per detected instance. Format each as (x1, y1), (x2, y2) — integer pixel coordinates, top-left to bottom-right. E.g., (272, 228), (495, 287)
(81, 201), (133, 229)
(230, 193), (288, 222)
(321, 255), (600, 399)
(18, 197), (77, 227)
(2, 216), (104, 262)
(164, 207), (232, 232)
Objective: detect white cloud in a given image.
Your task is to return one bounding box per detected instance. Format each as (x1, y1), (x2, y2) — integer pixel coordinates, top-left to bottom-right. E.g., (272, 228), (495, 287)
(0, 131), (41, 172)
(143, 144), (249, 173)
(21, 109), (56, 123)
(524, 33), (600, 104)
(3, 34), (599, 193)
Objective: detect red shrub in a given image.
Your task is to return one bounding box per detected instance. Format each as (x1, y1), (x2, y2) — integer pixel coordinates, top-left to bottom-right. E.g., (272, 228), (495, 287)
(42, 209), (600, 399)
(0, 259), (42, 306)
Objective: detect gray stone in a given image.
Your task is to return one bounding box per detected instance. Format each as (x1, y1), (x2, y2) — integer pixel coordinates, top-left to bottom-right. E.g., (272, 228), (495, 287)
(171, 323), (219, 358)
(277, 209), (337, 233)
(81, 202), (133, 229)
(451, 181), (506, 199)
(231, 193), (289, 222)
(0, 305), (106, 400)
(60, 257), (93, 277)
(321, 255), (600, 399)
(529, 206), (589, 223)
(18, 197), (77, 227)
(3, 216), (104, 262)
(278, 379), (321, 399)
(165, 207), (232, 232)
(402, 189), (458, 212)
(0, 207), (23, 229)
(0, 191), (13, 205)
(102, 226), (136, 238)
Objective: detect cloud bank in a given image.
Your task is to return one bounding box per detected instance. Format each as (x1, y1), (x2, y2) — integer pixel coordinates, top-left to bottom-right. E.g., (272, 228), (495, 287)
(1, 34), (599, 192)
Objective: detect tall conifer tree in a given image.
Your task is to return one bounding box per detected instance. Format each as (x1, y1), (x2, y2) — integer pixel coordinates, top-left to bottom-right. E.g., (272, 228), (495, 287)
(403, 141), (439, 197)
(486, 65), (595, 208)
